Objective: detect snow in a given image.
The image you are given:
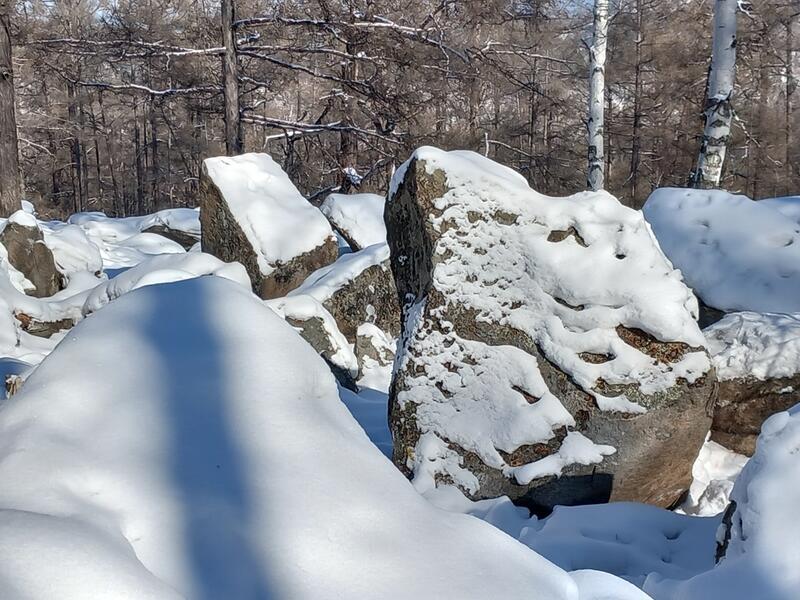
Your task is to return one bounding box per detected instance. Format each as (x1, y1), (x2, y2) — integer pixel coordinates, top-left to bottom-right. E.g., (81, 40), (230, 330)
(761, 195), (800, 225)
(289, 242), (390, 303)
(321, 193), (387, 249)
(0, 275), (601, 600)
(705, 311), (800, 381)
(266, 294), (359, 377)
(643, 188), (800, 313)
(203, 153), (335, 275)
(391, 148), (709, 490)
(679, 439), (748, 517)
(644, 408), (800, 600)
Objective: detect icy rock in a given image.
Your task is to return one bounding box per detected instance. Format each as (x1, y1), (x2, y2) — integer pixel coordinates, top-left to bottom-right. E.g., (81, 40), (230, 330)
(386, 147), (715, 513)
(200, 153), (338, 299)
(289, 243), (400, 342)
(705, 312), (800, 455)
(320, 192), (387, 250)
(0, 214), (64, 298)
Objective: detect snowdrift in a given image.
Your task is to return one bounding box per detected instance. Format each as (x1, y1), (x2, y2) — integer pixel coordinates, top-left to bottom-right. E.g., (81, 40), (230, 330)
(643, 188), (800, 313)
(0, 275), (604, 600)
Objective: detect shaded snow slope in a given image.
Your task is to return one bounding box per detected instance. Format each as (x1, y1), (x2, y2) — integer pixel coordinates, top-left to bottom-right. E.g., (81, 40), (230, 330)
(321, 192), (387, 249)
(0, 276), (600, 600)
(643, 188), (800, 313)
(203, 154), (335, 276)
(645, 408), (800, 600)
(705, 312), (800, 381)
(761, 195), (800, 225)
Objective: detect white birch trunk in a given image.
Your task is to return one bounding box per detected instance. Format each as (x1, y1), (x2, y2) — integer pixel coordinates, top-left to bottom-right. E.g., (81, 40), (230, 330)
(693, 0), (738, 189)
(587, 0), (609, 192)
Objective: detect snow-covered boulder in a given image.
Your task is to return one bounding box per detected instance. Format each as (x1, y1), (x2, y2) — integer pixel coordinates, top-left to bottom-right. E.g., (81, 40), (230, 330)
(200, 154), (338, 299)
(289, 243), (400, 342)
(321, 192), (387, 250)
(386, 147), (715, 512)
(0, 211), (63, 298)
(704, 312), (800, 455)
(0, 275), (594, 600)
(643, 188), (800, 314)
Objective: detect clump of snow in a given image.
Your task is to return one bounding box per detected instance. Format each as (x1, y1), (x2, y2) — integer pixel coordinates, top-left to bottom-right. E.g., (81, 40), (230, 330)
(321, 193), (387, 249)
(391, 148), (710, 490)
(679, 438), (748, 516)
(289, 242), (389, 303)
(6, 209), (38, 228)
(40, 223), (103, 277)
(203, 153), (335, 276)
(704, 312), (800, 381)
(643, 188), (800, 313)
(0, 276), (596, 599)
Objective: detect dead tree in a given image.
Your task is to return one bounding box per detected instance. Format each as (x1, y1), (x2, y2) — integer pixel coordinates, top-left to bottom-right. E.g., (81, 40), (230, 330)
(222, 0), (242, 155)
(0, 0), (20, 216)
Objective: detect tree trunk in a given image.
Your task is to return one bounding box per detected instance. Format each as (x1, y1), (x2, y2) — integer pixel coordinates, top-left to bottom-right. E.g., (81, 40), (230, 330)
(0, 0), (20, 217)
(222, 0), (242, 156)
(786, 17), (795, 195)
(629, 0), (644, 207)
(692, 0), (738, 189)
(588, 0), (609, 191)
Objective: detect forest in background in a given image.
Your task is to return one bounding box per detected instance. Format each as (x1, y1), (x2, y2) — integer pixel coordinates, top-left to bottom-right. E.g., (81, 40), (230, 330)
(5, 0), (799, 218)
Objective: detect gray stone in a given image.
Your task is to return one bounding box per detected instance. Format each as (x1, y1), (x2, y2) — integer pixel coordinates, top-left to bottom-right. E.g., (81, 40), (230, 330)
(0, 222), (63, 298)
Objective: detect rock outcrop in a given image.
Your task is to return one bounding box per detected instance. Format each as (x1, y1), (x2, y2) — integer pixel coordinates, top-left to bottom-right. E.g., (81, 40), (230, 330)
(355, 323), (395, 379)
(386, 147), (716, 514)
(0, 212), (63, 298)
(288, 243), (400, 342)
(200, 153), (338, 299)
(705, 312), (800, 456)
(142, 225), (198, 250)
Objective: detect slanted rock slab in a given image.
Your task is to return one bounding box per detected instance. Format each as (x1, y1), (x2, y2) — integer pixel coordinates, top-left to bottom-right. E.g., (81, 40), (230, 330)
(0, 212), (64, 298)
(289, 243), (400, 342)
(200, 153), (338, 299)
(386, 147), (716, 513)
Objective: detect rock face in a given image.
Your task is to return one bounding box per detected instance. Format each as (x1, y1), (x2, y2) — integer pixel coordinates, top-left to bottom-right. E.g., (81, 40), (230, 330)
(0, 215), (63, 298)
(386, 147), (716, 514)
(705, 312), (800, 456)
(200, 154), (338, 299)
(289, 243), (400, 342)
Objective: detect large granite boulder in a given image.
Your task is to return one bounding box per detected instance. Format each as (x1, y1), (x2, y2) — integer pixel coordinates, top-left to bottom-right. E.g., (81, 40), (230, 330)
(386, 147), (716, 514)
(0, 212), (63, 298)
(200, 154), (338, 299)
(705, 312), (800, 456)
(288, 243), (400, 342)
